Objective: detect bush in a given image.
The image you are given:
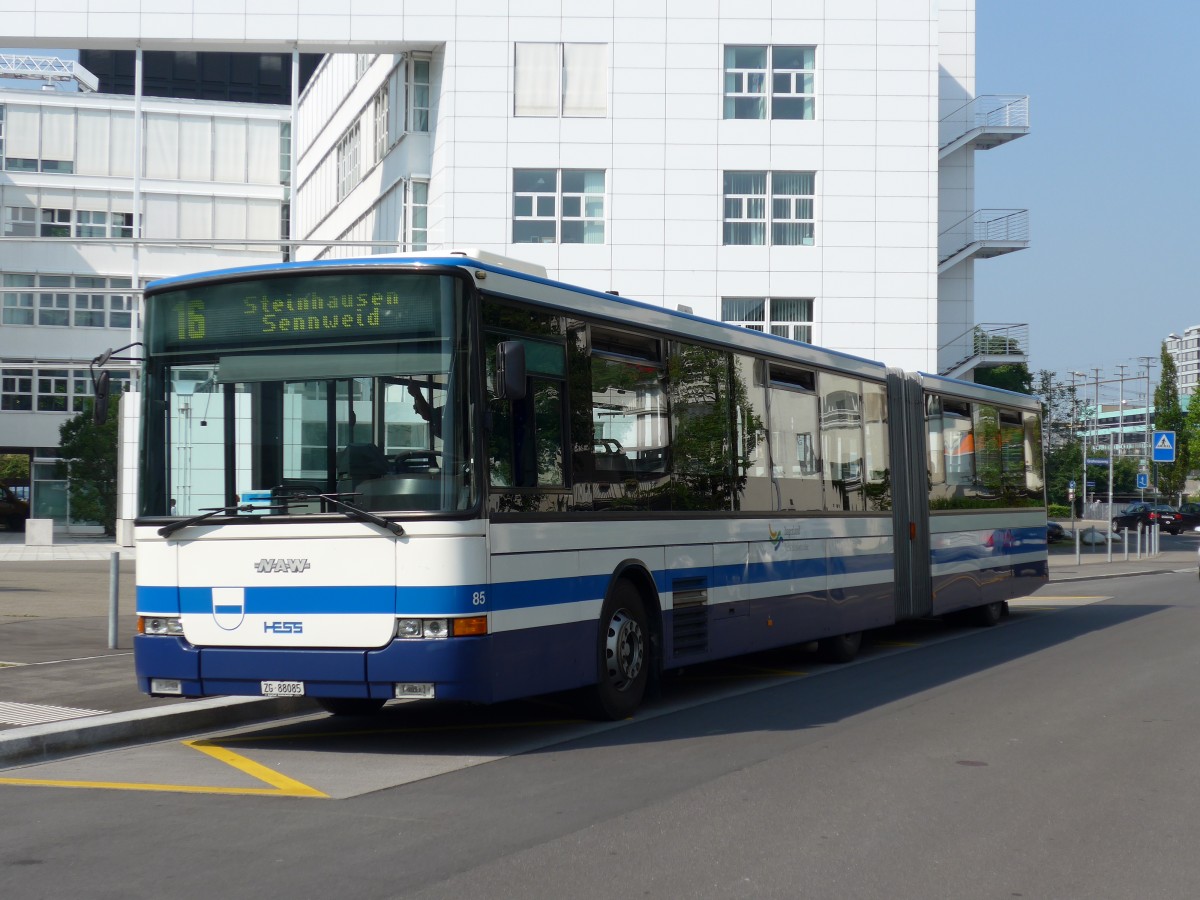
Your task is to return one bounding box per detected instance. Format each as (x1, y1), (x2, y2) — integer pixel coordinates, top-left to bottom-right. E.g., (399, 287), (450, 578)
(1048, 504), (1071, 519)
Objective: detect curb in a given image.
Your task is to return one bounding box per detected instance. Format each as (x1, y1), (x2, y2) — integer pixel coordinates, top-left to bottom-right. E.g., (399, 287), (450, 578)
(0, 696), (313, 769)
(1051, 568), (1181, 583)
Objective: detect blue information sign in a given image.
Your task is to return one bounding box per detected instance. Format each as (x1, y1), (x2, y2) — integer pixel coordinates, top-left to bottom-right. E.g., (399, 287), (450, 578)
(1152, 431), (1176, 463)
(1137, 473), (1149, 489)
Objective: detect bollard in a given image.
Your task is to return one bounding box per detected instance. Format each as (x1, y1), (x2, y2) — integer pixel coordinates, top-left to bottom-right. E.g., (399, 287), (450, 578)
(108, 551), (119, 650)
(1106, 522), (1113, 563)
(1075, 525), (1081, 564)
(1123, 527), (1129, 561)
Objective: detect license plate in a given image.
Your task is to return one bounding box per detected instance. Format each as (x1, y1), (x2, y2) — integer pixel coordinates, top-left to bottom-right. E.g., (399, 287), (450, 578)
(261, 681), (305, 697)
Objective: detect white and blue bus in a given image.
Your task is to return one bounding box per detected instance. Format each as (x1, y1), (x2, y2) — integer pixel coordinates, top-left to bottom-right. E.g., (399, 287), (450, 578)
(130, 253), (1046, 719)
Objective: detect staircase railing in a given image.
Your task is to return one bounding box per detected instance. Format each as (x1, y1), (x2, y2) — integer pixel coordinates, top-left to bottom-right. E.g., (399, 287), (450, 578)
(939, 94), (1029, 149)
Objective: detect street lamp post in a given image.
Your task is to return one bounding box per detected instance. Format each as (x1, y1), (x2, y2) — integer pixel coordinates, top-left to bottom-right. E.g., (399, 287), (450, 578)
(1070, 370), (1087, 557)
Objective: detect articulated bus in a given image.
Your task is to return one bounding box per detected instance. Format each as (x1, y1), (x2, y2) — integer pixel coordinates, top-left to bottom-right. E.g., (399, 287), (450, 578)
(131, 253), (1046, 719)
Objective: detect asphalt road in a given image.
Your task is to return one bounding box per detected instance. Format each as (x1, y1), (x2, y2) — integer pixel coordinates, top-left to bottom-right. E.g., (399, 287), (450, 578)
(3, 571), (1200, 899)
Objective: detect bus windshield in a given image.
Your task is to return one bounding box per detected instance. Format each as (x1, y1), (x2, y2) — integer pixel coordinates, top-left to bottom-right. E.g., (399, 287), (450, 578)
(139, 270), (474, 518)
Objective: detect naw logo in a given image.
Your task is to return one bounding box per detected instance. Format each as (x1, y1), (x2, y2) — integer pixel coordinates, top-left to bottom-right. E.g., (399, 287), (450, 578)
(254, 558), (311, 574)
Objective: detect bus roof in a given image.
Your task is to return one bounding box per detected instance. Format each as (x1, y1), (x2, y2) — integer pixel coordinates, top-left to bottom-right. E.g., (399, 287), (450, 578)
(146, 253), (895, 380)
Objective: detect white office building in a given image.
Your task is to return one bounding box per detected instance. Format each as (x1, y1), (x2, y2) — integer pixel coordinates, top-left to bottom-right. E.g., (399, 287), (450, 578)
(1165, 327), (1200, 396)
(292, 0), (1029, 376)
(0, 59), (289, 522)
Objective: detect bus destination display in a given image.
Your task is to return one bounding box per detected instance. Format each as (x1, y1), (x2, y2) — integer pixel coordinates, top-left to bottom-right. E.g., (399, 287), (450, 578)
(148, 273), (441, 353)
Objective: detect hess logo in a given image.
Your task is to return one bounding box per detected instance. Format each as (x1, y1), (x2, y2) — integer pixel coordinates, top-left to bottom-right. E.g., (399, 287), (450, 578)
(263, 621), (304, 634)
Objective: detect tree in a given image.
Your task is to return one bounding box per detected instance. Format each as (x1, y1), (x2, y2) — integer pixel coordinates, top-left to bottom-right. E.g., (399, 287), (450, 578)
(1153, 342), (1187, 498)
(57, 409), (119, 534)
(0, 453), (30, 483)
(1184, 385), (1200, 481)
(975, 362), (1033, 396)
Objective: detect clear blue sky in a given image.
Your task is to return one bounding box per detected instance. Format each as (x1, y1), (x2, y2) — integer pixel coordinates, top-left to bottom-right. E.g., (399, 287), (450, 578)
(975, 1), (1199, 388)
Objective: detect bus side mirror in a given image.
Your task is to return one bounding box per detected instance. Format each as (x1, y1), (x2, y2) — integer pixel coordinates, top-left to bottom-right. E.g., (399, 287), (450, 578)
(93, 371), (111, 425)
(495, 341), (527, 401)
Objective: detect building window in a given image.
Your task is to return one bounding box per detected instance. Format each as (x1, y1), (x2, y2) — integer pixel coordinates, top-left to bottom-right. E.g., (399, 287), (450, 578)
(408, 57), (430, 132)
(356, 54), (374, 80)
(723, 171), (814, 246)
(513, 169), (605, 244)
(409, 180), (428, 251)
(336, 122), (361, 201)
(112, 212), (135, 239)
(722, 297), (814, 344)
(0, 104), (5, 162)
(37, 370), (69, 412)
(771, 172), (815, 245)
(40, 208), (71, 237)
(2, 274), (35, 325)
(73, 278), (107, 327)
(514, 43), (607, 117)
(560, 170), (605, 243)
(75, 210), (109, 238)
(3, 206), (36, 236)
(279, 121), (292, 186)
(724, 45), (815, 120)
(1, 369), (33, 411)
(373, 85), (389, 162)
(0, 274), (136, 329)
(38, 279), (71, 326)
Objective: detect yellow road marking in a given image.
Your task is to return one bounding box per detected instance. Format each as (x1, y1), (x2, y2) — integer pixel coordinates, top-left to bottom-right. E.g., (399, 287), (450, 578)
(0, 740), (328, 798)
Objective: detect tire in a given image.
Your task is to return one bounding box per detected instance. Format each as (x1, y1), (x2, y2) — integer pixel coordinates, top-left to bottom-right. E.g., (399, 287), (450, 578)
(316, 697), (386, 716)
(582, 579), (649, 721)
(1111, 519), (1121, 533)
(817, 631), (862, 663)
(968, 600), (1005, 627)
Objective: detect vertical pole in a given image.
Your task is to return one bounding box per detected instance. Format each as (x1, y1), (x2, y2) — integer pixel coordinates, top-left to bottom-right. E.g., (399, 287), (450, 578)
(108, 551), (120, 650)
(290, 48), (299, 261)
(131, 46), (144, 386)
(1123, 527), (1128, 561)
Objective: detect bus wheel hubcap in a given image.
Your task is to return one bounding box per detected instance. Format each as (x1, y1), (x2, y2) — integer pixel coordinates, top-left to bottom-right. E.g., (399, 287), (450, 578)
(605, 610), (643, 690)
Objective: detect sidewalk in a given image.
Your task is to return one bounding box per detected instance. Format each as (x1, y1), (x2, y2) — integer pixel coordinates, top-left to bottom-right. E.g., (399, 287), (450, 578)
(1, 524), (1197, 768)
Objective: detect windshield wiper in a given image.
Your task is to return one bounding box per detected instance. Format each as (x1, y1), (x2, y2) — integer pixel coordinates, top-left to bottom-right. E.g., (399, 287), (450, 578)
(286, 492), (405, 536)
(158, 503), (285, 538)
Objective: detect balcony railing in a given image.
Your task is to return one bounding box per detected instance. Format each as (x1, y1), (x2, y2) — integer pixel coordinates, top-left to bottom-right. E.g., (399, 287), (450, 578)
(938, 209), (1029, 267)
(939, 95), (1029, 153)
(938, 323), (1029, 377)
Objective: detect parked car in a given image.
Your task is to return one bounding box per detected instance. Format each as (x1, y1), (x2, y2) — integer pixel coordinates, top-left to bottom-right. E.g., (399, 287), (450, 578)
(0, 484), (30, 532)
(1174, 502), (1200, 533)
(1047, 521), (1067, 544)
(1111, 502), (1184, 534)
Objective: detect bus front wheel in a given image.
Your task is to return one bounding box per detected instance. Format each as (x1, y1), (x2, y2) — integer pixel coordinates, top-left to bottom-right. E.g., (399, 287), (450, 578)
(583, 580), (649, 721)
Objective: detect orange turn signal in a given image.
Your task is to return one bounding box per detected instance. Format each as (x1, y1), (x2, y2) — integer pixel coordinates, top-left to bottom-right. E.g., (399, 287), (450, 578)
(452, 615), (488, 637)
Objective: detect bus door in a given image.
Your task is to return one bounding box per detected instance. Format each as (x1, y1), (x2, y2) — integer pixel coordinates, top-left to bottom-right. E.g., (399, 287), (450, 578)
(885, 369), (932, 619)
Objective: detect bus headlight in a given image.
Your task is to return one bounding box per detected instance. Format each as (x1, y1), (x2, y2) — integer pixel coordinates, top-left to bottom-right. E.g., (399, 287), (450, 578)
(395, 616), (485, 639)
(139, 616), (184, 636)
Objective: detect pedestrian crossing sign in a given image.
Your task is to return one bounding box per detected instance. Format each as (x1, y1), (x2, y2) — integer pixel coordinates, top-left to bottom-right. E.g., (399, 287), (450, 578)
(1152, 430), (1176, 463)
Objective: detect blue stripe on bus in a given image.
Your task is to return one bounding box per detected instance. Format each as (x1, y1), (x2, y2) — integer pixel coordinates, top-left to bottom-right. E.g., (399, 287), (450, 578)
(140, 550), (898, 618)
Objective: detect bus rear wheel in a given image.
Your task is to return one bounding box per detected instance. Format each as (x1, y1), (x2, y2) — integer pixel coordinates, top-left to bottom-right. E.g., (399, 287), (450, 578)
(817, 631), (862, 663)
(317, 698), (386, 716)
(968, 600), (1005, 627)
(582, 580), (649, 721)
